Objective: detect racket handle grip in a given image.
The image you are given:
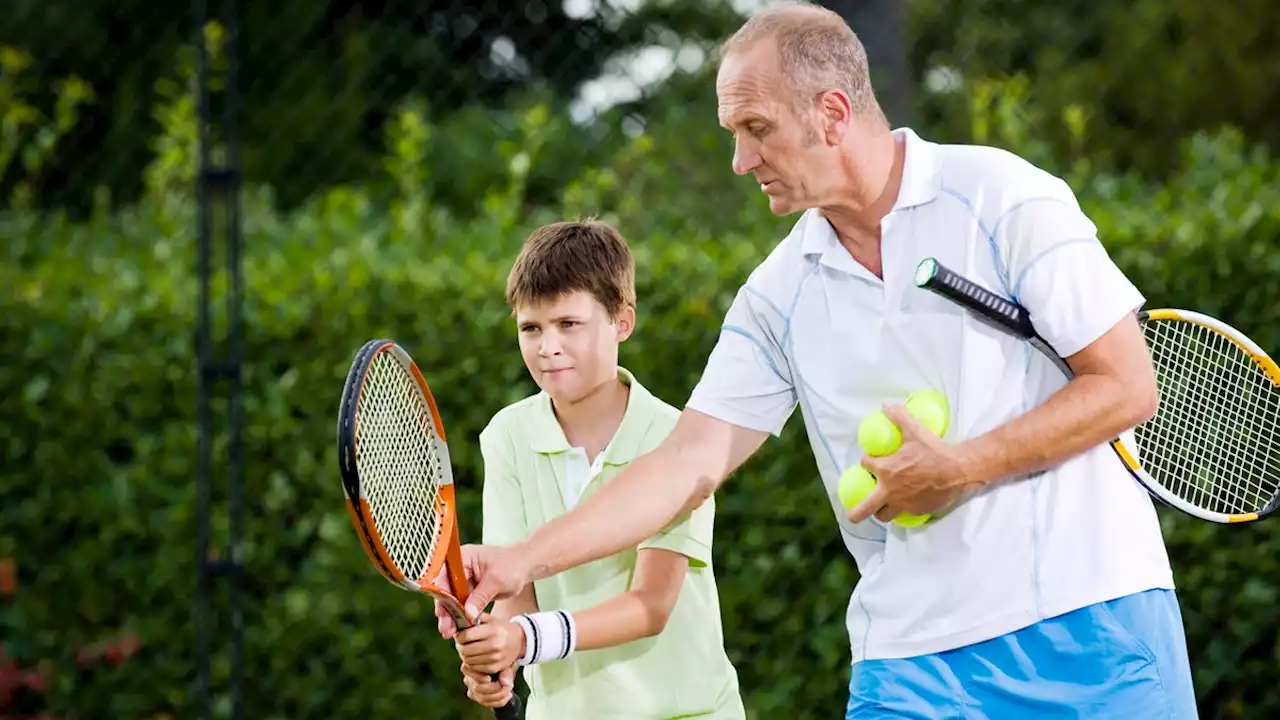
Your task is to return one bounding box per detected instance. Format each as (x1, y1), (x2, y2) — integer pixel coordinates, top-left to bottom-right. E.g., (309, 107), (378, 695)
(914, 257), (1036, 339)
(492, 686), (522, 719)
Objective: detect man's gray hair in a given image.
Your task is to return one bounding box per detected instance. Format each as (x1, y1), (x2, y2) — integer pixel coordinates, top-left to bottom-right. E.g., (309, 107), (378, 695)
(721, 1), (880, 118)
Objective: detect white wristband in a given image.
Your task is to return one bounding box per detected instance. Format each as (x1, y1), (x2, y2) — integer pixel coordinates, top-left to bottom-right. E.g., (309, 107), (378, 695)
(512, 611), (577, 666)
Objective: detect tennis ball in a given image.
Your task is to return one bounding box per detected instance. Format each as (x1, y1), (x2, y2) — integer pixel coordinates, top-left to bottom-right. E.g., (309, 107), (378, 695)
(905, 389), (950, 438)
(838, 465), (932, 529)
(838, 465), (878, 510)
(894, 510), (932, 528)
(858, 411), (903, 457)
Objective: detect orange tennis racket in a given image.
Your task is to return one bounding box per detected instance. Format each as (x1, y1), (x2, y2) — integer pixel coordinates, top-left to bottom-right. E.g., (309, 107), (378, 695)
(337, 339), (522, 718)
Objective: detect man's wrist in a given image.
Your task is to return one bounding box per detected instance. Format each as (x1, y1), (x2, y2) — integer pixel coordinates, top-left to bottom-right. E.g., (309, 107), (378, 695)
(511, 537), (552, 585)
(951, 438), (997, 491)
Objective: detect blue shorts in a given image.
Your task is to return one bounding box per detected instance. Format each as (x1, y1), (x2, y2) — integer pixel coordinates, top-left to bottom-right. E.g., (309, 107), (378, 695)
(847, 588), (1197, 719)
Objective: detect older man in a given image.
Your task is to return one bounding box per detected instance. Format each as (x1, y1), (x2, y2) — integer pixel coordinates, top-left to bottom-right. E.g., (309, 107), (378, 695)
(447, 2), (1197, 716)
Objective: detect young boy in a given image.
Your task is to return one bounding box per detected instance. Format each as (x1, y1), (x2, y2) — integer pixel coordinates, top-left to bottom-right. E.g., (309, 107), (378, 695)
(442, 220), (745, 719)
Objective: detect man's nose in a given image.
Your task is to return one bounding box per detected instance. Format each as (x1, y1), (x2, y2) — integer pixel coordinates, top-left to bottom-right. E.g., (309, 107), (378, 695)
(732, 138), (760, 176)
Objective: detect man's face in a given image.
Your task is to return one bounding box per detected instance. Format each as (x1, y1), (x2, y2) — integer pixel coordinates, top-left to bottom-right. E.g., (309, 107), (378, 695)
(716, 42), (831, 216)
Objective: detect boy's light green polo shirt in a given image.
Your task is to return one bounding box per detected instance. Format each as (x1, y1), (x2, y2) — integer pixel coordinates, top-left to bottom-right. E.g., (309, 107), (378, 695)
(479, 367), (745, 720)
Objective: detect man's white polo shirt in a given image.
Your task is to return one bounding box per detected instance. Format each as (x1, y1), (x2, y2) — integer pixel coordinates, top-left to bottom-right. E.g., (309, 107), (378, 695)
(686, 127), (1176, 663)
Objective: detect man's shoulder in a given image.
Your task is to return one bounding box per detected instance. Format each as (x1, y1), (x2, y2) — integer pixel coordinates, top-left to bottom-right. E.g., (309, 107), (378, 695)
(933, 141), (1078, 211)
(736, 209), (823, 306)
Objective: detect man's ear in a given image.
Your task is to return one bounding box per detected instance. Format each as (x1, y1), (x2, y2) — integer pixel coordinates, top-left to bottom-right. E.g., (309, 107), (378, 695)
(818, 89), (854, 146)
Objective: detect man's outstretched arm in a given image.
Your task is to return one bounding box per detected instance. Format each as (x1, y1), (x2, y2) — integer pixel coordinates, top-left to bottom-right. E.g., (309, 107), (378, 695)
(462, 409), (769, 616)
(524, 409), (768, 582)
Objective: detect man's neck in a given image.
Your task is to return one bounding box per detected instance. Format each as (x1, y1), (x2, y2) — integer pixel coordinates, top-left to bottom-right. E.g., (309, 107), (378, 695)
(552, 375), (630, 460)
(820, 129), (907, 277)
(822, 129), (904, 228)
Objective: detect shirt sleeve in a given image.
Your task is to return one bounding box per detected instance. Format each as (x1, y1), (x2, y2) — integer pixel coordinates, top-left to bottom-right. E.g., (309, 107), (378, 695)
(1001, 196), (1145, 357)
(685, 285), (798, 436)
(637, 493), (716, 568)
(478, 419), (528, 548)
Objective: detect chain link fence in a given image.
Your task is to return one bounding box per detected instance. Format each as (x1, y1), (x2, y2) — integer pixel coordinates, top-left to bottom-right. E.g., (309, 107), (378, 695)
(5, 1), (1279, 218)
(0, 1), (918, 218)
(3, 0), (1278, 718)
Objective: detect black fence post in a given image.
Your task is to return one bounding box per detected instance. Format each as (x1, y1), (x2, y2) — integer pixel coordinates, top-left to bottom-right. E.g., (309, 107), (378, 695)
(821, 0), (913, 126)
(194, 0), (244, 715)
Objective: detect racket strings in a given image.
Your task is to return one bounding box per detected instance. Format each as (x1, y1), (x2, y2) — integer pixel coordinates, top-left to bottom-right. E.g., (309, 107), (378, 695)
(1137, 319), (1280, 515)
(1150, 323), (1279, 512)
(354, 353), (445, 580)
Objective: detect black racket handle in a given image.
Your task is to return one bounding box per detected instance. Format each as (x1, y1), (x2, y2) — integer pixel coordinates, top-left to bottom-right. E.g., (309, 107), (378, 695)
(914, 257), (1036, 339)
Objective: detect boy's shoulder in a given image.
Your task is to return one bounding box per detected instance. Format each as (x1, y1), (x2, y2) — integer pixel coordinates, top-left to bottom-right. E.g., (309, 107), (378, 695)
(480, 391), (548, 444)
(618, 370), (682, 452)
(480, 371), (680, 450)
(636, 378), (680, 427)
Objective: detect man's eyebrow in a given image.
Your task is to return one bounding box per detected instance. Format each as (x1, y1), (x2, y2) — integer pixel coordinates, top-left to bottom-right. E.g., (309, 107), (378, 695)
(720, 111), (766, 129)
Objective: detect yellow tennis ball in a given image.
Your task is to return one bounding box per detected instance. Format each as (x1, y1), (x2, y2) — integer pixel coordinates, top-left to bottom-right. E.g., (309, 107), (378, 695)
(839, 465), (933, 529)
(905, 389), (950, 437)
(838, 465), (878, 510)
(894, 510), (932, 528)
(858, 411), (903, 457)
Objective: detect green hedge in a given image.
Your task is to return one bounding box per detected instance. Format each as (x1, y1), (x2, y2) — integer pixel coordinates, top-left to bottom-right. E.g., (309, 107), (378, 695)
(4, 84), (1280, 718)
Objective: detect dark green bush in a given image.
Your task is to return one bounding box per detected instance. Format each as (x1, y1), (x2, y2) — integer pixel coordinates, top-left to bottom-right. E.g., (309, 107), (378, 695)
(0, 174), (817, 719)
(3, 71), (1280, 720)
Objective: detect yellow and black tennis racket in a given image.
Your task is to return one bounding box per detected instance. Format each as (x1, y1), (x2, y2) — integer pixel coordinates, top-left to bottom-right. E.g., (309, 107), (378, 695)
(337, 339), (522, 718)
(915, 257), (1280, 524)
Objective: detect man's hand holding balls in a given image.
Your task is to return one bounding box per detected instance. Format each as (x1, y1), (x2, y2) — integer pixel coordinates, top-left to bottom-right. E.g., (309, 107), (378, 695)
(842, 389), (969, 527)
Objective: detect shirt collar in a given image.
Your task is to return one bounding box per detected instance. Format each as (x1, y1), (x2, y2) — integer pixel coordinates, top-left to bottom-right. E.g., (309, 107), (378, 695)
(891, 126), (942, 211)
(526, 367), (655, 466)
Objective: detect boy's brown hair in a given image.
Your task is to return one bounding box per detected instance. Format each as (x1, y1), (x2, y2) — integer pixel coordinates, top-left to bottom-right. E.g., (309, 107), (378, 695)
(505, 219), (637, 318)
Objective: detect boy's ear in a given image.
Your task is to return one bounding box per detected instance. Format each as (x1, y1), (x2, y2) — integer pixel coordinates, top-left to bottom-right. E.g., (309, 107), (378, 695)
(614, 306), (636, 342)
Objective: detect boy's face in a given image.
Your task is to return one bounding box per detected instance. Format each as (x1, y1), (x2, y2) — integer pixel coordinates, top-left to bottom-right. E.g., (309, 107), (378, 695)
(515, 290), (635, 404)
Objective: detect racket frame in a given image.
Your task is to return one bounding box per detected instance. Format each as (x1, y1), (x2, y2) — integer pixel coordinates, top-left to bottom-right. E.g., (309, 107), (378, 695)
(913, 257), (1280, 525)
(337, 338), (522, 718)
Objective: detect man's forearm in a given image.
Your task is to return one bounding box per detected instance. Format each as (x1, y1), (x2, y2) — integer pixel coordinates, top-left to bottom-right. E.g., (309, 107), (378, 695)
(517, 445), (713, 583)
(957, 372), (1157, 489)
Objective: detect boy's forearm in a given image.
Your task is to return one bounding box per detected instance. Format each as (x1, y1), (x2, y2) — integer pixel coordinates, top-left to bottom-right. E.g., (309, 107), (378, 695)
(505, 590), (671, 668)
(490, 587), (539, 621)
(571, 591), (669, 651)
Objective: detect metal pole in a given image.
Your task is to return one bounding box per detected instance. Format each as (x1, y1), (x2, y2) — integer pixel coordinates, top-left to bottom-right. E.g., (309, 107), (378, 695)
(194, 0), (244, 714)
(193, 0), (213, 714)
(821, 0), (913, 126)
(223, 0), (246, 714)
